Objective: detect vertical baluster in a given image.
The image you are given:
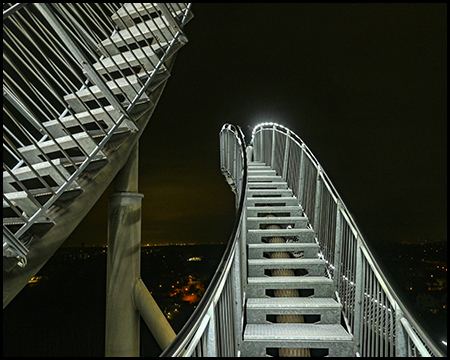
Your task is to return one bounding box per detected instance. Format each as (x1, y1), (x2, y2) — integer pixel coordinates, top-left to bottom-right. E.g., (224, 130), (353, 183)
(297, 143), (306, 205)
(353, 236), (364, 356)
(270, 125), (276, 168)
(395, 306), (408, 356)
(313, 166), (323, 239)
(333, 200), (343, 295)
(282, 130), (290, 181)
(205, 303), (217, 357)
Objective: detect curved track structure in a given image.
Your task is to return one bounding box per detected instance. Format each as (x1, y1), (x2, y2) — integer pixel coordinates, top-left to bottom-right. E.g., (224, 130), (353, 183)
(3, 3), (193, 308)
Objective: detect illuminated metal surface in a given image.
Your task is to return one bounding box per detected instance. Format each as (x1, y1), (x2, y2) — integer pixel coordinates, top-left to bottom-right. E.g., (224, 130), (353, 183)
(3, 2), (192, 270)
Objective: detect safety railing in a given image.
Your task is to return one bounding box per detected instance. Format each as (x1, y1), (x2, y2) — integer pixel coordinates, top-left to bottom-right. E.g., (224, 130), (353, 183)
(251, 122), (445, 357)
(160, 124), (248, 356)
(3, 3), (192, 265)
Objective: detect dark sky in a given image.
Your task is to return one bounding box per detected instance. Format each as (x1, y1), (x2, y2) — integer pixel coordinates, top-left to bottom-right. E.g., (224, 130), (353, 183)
(67, 3), (447, 251)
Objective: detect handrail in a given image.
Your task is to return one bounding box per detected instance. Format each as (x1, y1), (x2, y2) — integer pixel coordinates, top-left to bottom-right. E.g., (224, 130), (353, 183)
(160, 124), (248, 356)
(251, 122), (445, 357)
(3, 3), (192, 267)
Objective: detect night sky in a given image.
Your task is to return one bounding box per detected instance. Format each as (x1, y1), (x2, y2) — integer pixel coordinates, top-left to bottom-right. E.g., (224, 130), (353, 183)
(66, 3), (447, 251)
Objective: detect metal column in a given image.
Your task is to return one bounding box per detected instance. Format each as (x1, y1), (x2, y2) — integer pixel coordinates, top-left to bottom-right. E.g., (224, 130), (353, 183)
(106, 143), (142, 356)
(105, 142), (176, 356)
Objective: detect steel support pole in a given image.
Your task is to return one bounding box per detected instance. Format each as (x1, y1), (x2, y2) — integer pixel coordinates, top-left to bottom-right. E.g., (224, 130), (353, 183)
(106, 143), (142, 357)
(133, 278), (176, 350)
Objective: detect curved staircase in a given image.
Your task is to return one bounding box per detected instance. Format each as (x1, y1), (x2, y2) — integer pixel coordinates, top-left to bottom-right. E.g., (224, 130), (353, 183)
(241, 161), (353, 357)
(3, 3), (193, 308)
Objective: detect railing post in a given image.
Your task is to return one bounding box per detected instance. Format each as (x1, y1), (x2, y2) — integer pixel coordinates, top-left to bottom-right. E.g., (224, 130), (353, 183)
(333, 200), (343, 295)
(313, 166), (323, 236)
(297, 144), (306, 203)
(106, 143), (142, 357)
(395, 306), (408, 356)
(232, 247), (243, 355)
(240, 205), (248, 302)
(270, 125), (276, 168)
(282, 131), (290, 181)
(353, 236), (364, 356)
(205, 303), (217, 357)
(259, 130), (263, 163)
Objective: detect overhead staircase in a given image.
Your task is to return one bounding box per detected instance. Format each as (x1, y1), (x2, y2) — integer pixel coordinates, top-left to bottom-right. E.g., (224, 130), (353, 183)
(241, 161), (354, 357)
(3, 3), (193, 308)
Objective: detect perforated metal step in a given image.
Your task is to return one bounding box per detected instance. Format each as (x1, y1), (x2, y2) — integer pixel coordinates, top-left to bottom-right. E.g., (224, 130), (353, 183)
(247, 276), (334, 298)
(248, 258), (325, 277)
(246, 216), (308, 229)
(247, 228), (315, 244)
(246, 297), (342, 324)
(242, 323), (353, 357)
(248, 243), (319, 260)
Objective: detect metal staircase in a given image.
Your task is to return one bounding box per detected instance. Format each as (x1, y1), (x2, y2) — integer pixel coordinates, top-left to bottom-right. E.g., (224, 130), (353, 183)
(3, 3), (193, 308)
(4, 4), (445, 357)
(161, 123), (444, 357)
(241, 161), (353, 357)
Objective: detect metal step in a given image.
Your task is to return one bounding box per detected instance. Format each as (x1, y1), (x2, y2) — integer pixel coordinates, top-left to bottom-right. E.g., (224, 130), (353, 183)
(42, 106), (130, 138)
(248, 243), (319, 260)
(247, 276), (334, 298)
(247, 169), (277, 176)
(3, 159), (86, 193)
(247, 188), (293, 197)
(248, 166), (272, 171)
(92, 43), (168, 75)
(247, 182), (288, 190)
(64, 71), (168, 112)
(247, 162), (272, 170)
(248, 258), (325, 277)
(247, 228), (315, 244)
(246, 216), (308, 230)
(246, 297), (342, 324)
(242, 323), (353, 357)
(111, 3), (188, 30)
(3, 217), (55, 240)
(3, 186), (84, 219)
(16, 132), (106, 165)
(100, 17), (179, 55)
(248, 175), (284, 182)
(246, 197), (299, 207)
(246, 205), (304, 218)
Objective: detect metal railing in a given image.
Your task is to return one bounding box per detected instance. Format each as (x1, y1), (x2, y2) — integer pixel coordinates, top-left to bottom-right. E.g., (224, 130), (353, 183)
(160, 124), (248, 356)
(251, 122), (445, 357)
(3, 3), (192, 266)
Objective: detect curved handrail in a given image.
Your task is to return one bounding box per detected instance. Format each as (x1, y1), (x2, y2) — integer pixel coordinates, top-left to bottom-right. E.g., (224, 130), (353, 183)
(251, 122), (445, 357)
(160, 124), (247, 356)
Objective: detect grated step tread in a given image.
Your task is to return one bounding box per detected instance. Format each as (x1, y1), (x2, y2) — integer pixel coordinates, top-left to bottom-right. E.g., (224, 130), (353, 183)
(248, 258), (325, 266)
(248, 276), (332, 286)
(247, 297), (340, 309)
(244, 323), (352, 342)
(248, 243), (319, 260)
